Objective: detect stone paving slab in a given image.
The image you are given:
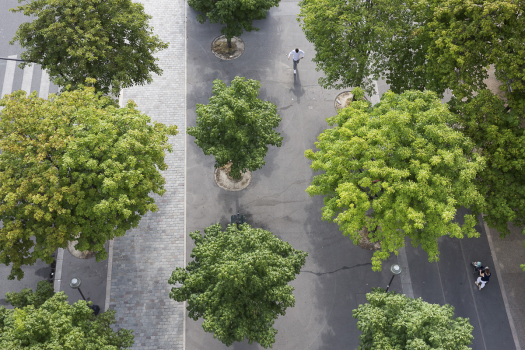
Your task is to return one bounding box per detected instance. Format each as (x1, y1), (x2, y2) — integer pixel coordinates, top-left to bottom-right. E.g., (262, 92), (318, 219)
(108, 0), (186, 349)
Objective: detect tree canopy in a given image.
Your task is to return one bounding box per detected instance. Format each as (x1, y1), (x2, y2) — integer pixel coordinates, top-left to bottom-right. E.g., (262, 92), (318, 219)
(353, 289), (473, 349)
(305, 89), (485, 270)
(10, 0), (169, 95)
(168, 223), (307, 348)
(297, 0), (525, 108)
(5, 280), (54, 309)
(0, 82), (178, 280)
(188, 76), (283, 180)
(0, 292), (134, 349)
(449, 90), (525, 237)
(188, 0), (280, 42)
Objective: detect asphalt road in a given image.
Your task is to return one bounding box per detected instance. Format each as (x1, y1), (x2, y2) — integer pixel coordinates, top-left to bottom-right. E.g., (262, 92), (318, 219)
(186, 2), (403, 349)
(185, 1), (515, 349)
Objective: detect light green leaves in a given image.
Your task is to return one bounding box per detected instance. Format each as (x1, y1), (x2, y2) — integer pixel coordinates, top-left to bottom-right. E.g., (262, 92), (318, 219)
(353, 289), (474, 350)
(306, 89), (485, 270)
(189, 0), (280, 39)
(10, 0), (169, 95)
(0, 84), (178, 280)
(168, 223), (307, 348)
(0, 292), (134, 349)
(188, 77), (283, 180)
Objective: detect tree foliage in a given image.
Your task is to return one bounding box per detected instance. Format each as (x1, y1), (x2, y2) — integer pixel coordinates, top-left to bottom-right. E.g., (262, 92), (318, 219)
(305, 89), (485, 270)
(298, 0), (525, 107)
(187, 77), (283, 180)
(353, 289), (473, 350)
(0, 293), (134, 349)
(0, 82), (178, 280)
(188, 0), (280, 41)
(10, 0), (169, 95)
(5, 280), (54, 309)
(449, 91), (525, 237)
(168, 223), (307, 348)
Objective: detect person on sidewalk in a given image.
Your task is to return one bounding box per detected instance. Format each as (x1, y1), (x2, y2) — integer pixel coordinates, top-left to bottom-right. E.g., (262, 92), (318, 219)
(475, 267), (491, 290)
(288, 48), (305, 75)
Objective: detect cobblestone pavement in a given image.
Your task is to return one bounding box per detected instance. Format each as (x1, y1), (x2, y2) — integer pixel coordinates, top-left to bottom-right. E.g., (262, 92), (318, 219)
(108, 0), (186, 349)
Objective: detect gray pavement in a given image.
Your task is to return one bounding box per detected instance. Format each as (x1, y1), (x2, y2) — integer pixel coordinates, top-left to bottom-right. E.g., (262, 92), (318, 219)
(186, 2), (402, 349)
(107, 0), (186, 349)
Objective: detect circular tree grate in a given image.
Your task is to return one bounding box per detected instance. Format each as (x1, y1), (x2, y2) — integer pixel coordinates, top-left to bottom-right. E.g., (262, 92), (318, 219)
(214, 163), (252, 191)
(211, 35), (245, 60)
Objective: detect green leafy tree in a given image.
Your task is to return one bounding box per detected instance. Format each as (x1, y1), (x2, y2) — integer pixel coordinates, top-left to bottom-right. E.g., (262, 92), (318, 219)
(305, 89), (485, 270)
(189, 0), (280, 47)
(0, 81), (178, 280)
(188, 76), (283, 180)
(168, 223), (307, 348)
(299, 0), (525, 255)
(5, 280), (54, 309)
(0, 293), (134, 349)
(353, 289), (473, 349)
(449, 90), (525, 237)
(10, 0), (169, 95)
(298, 0), (525, 107)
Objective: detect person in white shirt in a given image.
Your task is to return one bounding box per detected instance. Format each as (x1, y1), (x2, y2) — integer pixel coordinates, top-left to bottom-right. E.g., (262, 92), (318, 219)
(288, 48), (305, 75)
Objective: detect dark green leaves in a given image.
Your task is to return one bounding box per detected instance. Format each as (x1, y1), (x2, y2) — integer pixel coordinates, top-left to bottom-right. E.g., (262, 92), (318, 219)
(0, 83), (178, 280)
(450, 90), (525, 237)
(188, 77), (283, 180)
(189, 0), (280, 39)
(353, 289), (473, 349)
(168, 223), (307, 348)
(10, 0), (169, 95)
(306, 89), (485, 270)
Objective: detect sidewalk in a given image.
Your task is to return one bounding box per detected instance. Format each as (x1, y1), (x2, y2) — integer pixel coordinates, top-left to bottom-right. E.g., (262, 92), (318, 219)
(106, 0), (187, 349)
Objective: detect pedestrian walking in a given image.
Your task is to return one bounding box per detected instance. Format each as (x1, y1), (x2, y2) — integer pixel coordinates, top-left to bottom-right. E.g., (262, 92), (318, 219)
(288, 48), (305, 75)
(474, 267), (491, 290)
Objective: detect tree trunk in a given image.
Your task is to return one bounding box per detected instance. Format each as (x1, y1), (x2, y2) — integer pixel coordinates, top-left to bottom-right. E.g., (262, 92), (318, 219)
(227, 37), (232, 49)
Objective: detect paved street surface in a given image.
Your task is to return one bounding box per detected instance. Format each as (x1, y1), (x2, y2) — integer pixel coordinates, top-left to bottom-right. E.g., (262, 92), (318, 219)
(186, 2), (402, 349)
(0, 0), (524, 349)
(186, 1), (517, 349)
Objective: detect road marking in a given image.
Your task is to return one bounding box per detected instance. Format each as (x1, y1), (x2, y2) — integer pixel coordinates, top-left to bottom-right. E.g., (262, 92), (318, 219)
(1, 55), (17, 99)
(21, 64), (34, 95)
(39, 69), (50, 99)
(397, 246), (414, 298)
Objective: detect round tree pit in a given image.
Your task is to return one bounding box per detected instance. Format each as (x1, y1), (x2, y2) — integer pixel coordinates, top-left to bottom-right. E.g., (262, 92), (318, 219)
(334, 91), (368, 112)
(214, 163), (252, 191)
(67, 240), (97, 259)
(211, 35), (245, 60)
(357, 226), (381, 251)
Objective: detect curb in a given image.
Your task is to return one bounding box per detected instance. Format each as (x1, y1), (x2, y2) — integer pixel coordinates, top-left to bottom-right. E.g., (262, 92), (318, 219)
(53, 248), (64, 293)
(482, 214), (522, 350)
(105, 239), (114, 312)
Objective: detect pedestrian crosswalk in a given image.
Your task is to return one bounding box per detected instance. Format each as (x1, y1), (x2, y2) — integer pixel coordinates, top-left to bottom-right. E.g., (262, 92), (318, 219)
(0, 54), (57, 101)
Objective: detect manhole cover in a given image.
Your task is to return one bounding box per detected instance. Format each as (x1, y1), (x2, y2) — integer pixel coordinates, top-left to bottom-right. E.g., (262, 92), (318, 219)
(211, 35), (245, 60)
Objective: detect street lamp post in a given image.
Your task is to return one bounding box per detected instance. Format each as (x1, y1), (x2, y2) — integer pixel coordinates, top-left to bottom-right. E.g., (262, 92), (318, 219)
(386, 264), (402, 292)
(69, 277), (100, 315)
(69, 277), (87, 300)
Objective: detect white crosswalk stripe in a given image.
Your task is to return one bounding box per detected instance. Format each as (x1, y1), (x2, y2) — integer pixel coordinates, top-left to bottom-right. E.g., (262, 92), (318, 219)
(0, 55), (54, 100)
(21, 63), (34, 95)
(1, 55), (17, 99)
(39, 69), (50, 100)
